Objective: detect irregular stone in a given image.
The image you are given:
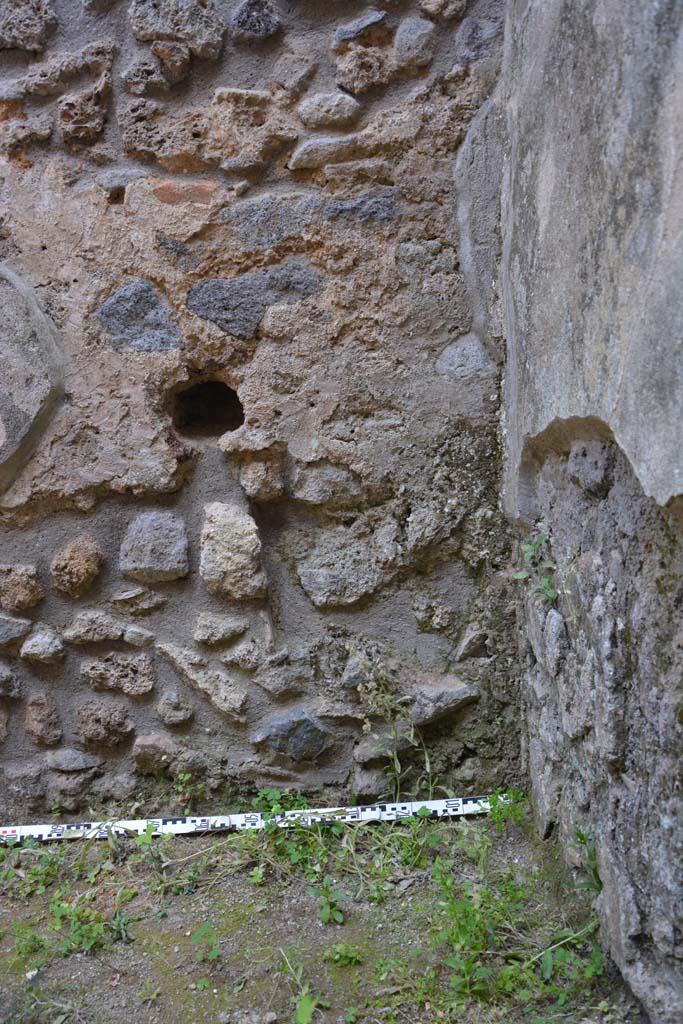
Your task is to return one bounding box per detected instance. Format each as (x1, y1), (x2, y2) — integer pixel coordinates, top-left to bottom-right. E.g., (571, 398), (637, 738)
(455, 622), (488, 660)
(220, 193), (320, 252)
(0, 613), (32, 648)
(436, 333), (496, 380)
(270, 49), (316, 97)
(351, 764), (385, 800)
(289, 460), (364, 508)
(122, 56), (170, 96)
(51, 534), (104, 598)
(298, 521), (399, 608)
(236, 455), (286, 502)
(76, 698), (134, 748)
(128, 0), (226, 59)
(0, 661), (20, 699)
(110, 586), (168, 616)
(340, 652), (370, 694)
(123, 625), (155, 648)
(297, 91), (361, 129)
(193, 612), (249, 647)
(58, 72), (111, 145)
(91, 770), (137, 802)
(219, 639), (262, 672)
(0, 112), (53, 153)
(200, 503), (267, 600)
(119, 87), (297, 174)
(187, 259), (321, 340)
(25, 694), (61, 746)
(410, 677), (480, 726)
(0, 0), (57, 51)
(157, 642), (248, 720)
(335, 46), (394, 94)
(2, 759), (46, 809)
(80, 653), (155, 697)
(20, 41), (115, 96)
(0, 705), (8, 742)
(230, 0), (281, 42)
(288, 134), (359, 170)
(120, 511), (189, 583)
(96, 279), (182, 352)
(151, 40), (191, 84)
(156, 688), (194, 726)
(46, 771), (93, 811)
(218, 432), (287, 502)
(419, 0), (466, 18)
(252, 709), (331, 762)
(0, 266), (64, 495)
(133, 732), (179, 775)
(393, 17), (437, 68)
(323, 187), (398, 225)
(20, 624), (64, 664)
(332, 10), (387, 51)
(0, 564), (44, 613)
(299, 503), (451, 609)
(63, 610), (127, 644)
(47, 748), (102, 773)
(255, 661), (312, 700)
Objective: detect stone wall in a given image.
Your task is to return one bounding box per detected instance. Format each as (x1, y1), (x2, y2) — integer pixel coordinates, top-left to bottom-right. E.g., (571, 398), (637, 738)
(0, 0), (520, 818)
(497, 1), (683, 1020)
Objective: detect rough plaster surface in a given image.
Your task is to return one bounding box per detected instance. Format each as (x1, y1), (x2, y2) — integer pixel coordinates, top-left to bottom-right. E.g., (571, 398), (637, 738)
(0, 0), (519, 829)
(518, 443), (683, 1022)
(492, 1), (683, 1018)
(501, 0), (683, 513)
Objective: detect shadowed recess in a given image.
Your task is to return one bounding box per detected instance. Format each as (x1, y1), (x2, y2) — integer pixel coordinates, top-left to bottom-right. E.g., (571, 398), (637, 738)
(170, 380), (245, 438)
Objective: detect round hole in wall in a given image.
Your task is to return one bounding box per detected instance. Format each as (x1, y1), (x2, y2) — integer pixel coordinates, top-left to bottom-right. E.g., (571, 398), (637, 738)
(170, 379), (245, 438)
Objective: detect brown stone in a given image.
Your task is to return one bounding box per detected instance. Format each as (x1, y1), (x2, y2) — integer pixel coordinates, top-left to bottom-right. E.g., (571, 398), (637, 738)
(51, 534), (104, 597)
(80, 653), (155, 697)
(25, 694), (62, 746)
(76, 698), (134, 748)
(0, 565), (44, 613)
(58, 72), (111, 145)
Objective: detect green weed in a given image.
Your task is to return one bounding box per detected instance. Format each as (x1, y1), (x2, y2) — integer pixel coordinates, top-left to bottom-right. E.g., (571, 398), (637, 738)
(309, 874), (346, 925)
(514, 531), (558, 605)
(191, 920), (221, 962)
(281, 948), (330, 1024)
(322, 942), (363, 966)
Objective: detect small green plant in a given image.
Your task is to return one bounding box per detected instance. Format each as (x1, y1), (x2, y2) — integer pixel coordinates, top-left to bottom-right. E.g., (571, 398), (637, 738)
(196, 978), (211, 992)
(252, 787), (309, 815)
(574, 828), (603, 893)
(137, 979), (161, 1005)
(13, 922), (53, 964)
(107, 907), (138, 944)
(192, 921), (221, 962)
(171, 771), (206, 814)
(354, 648), (438, 801)
(249, 863), (266, 886)
(454, 820), (494, 875)
(309, 874), (345, 924)
(514, 531), (558, 604)
(322, 942), (363, 966)
(281, 949), (330, 1024)
(486, 788), (528, 833)
(48, 888), (107, 957)
(134, 823), (157, 849)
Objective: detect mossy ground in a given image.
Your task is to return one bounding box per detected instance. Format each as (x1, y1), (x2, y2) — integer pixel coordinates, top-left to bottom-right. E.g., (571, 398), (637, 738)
(0, 797), (644, 1024)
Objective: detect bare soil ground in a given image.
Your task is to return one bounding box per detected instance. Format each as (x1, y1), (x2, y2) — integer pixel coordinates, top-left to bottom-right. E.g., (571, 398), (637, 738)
(0, 797), (645, 1024)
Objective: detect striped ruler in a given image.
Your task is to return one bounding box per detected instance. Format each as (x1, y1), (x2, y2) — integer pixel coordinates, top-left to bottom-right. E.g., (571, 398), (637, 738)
(0, 795), (493, 845)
